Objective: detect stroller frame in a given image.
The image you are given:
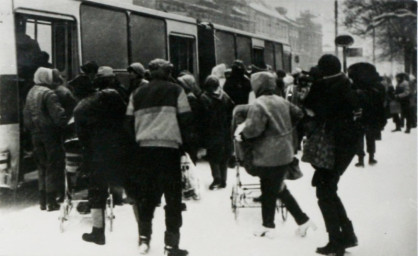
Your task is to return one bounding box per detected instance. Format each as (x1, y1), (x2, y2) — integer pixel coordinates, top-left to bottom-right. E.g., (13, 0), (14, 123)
(230, 141), (288, 221)
(58, 151), (115, 233)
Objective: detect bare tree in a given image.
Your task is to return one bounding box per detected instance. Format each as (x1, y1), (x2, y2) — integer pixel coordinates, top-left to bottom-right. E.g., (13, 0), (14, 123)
(343, 0), (417, 74)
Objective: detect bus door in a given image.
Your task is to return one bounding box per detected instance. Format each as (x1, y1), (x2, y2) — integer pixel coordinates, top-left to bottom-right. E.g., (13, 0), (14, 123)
(252, 38), (265, 68)
(198, 23), (216, 85)
(11, 11), (77, 187)
(167, 20), (198, 80)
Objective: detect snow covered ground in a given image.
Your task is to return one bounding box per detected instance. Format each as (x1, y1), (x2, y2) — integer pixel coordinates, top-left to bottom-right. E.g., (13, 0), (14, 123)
(0, 127), (416, 256)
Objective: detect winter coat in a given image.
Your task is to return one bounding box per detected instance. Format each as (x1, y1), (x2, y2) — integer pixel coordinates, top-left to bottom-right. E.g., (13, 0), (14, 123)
(200, 89), (234, 161)
(395, 80), (411, 107)
(126, 79), (193, 149)
(223, 76), (252, 105)
(23, 68), (67, 135)
(68, 74), (96, 101)
(55, 85), (77, 118)
(73, 89), (133, 187)
(304, 72), (361, 154)
(242, 72), (304, 167)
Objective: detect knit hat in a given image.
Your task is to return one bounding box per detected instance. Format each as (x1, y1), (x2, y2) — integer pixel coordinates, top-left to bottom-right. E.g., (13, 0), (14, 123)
(97, 66), (115, 78)
(127, 62), (145, 77)
(81, 61), (99, 74)
(317, 54), (341, 77)
(148, 59), (173, 80)
(178, 74), (200, 95)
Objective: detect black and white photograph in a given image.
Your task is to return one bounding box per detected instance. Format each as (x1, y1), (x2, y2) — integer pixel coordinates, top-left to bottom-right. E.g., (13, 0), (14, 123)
(0, 0), (416, 255)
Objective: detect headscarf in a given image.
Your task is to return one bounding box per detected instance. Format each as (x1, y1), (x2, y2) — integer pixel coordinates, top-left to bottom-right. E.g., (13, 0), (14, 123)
(204, 75), (223, 98)
(250, 71), (277, 98)
(33, 67), (53, 85)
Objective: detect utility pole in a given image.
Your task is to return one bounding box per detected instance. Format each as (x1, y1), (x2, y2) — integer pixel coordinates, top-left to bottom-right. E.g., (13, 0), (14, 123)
(335, 0), (338, 56)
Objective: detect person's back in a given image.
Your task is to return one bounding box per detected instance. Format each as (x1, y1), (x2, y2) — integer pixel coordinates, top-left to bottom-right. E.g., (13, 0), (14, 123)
(126, 59), (191, 256)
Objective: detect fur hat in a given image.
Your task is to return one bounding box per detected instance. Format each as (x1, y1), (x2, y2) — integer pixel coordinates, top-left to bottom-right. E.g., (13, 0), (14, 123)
(317, 54), (341, 77)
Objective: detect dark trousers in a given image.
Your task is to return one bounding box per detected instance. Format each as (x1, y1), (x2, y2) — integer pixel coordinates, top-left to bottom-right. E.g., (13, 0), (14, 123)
(259, 166), (309, 228)
(356, 130), (376, 157)
(312, 151), (355, 242)
(209, 160), (227, 182)
(31, 133), (65, 193)
(136, 147), (183, 244)
(393, 104), (412, 130)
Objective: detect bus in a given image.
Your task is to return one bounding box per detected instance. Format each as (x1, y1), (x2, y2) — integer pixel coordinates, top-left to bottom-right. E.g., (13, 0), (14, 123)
(0, 0), (290, 190)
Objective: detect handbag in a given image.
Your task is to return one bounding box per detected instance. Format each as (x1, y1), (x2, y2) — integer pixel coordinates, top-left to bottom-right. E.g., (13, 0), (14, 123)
(302, 123), (335, 170)
(285, 157), (303, 180)
(180, 154), (201, 200)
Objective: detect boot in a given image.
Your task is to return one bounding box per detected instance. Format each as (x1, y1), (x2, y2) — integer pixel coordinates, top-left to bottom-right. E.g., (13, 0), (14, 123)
(317, 233), (345, 255)
(405, 128), (411, 134)
(209, 179), (221, 190)
(82, 209), (105, 245)
(82, 227), (105, 245)
(295, 219), (317, 237)
(368, 154), (377, 166)
(138, 236), (150, 254)
(164, 232), (188, 256)
(46, 192), (60, 211)
(39, 190), (46, 211)
(341, 221), (358, 249)
(354, 156), (364, 167)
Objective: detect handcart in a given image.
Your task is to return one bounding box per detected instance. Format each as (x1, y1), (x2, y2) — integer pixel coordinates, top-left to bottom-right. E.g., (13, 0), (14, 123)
(58, 138), (115, 233)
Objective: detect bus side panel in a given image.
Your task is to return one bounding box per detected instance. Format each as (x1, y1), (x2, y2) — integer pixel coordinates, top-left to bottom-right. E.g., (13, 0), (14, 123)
(0, 0), (20, 189)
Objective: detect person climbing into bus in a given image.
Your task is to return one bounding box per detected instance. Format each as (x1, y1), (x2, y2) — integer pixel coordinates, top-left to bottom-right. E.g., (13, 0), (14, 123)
(23, 67), (68, 211)
(126, 59), (193, 256)
(223, 60), (252, 105)
(93, 66), (129, 103)
(127, 62), (149, 95)
(68, 61), (98, 101)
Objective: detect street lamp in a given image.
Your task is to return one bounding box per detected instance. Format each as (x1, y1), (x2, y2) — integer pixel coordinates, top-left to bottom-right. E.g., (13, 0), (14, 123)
(335, 34), (354, 72)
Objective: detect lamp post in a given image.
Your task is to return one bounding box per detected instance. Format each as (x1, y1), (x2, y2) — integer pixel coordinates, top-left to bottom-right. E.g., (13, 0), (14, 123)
(335, 35), (354, 72)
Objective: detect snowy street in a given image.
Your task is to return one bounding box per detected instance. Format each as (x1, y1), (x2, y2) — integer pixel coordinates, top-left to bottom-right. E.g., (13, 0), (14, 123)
(0, 127), (416, 256)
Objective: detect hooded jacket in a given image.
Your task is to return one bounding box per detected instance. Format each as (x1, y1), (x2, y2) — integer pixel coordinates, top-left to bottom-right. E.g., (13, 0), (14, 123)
(242, 72), (303, 167)
(200, 76), (234, 150)
(23, 67), (67, 134)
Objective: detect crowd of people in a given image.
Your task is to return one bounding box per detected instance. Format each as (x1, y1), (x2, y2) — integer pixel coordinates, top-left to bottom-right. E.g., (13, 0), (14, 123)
(21, 51), (416, 256)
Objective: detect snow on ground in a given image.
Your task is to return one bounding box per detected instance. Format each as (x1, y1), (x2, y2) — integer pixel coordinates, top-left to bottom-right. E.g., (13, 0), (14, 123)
(0, 127), (416, 256)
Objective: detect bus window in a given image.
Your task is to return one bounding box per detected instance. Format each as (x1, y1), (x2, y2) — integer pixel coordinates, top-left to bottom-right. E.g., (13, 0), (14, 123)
(169, 35), (195, 78)
(264, 41), (275, 69)
(252, 47), (265, 68)
(274, 43), (284, 71)
(236, 35), (251, 66)
(198, 24), (216, 84)
(81, 5), (128, 69)
(215, 31), (235, 67)
(131, 14), (166, 67)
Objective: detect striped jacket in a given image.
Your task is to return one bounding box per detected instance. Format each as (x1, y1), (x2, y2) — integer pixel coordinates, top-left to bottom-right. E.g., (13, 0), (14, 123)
(126, 79), (193, 149)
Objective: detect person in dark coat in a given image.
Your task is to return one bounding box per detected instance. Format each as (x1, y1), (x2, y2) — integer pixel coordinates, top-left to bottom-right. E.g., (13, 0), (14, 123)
(201, 75), (234, 190)
(303, 55), (361, 256)
(93, 66), (129, 103)
(68, 61), (98, 101)
(74, 87), (132, 245)
(236, 71), (316, 238)
(393, 73), (412, 133)
(23, 67), (68, 211)
(127, 62), (149, 95)
(223, 60), (252, 105)
(348, 63), (386, 167)
(177, 73), (203, 163)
